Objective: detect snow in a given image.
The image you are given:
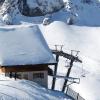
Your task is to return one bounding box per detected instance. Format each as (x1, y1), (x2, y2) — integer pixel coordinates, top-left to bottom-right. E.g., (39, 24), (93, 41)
(0, 0), (64, 23)
(0, 74), (71, 100)
(49, 0), (100, 26)
(0, 0), (100, 100)
(0, 25), (55, 66)
(40, 21), (100, 100)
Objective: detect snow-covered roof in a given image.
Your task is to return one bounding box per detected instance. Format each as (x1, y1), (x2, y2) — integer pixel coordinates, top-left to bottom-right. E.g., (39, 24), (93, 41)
(0, 74), (71, 100)
(0, 25), (55, 66)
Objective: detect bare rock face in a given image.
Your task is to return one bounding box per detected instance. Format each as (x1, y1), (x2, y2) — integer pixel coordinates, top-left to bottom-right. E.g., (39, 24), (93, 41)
(0, 0), (64, 24)
(18, 0), (43, 16)
(18, 0), (64, 16)
(0, 0), (64, 17)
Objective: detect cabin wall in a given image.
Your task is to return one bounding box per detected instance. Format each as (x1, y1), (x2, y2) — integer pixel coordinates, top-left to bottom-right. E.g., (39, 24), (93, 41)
(0, 65), (48, 88)
(20, 71), (48, 87)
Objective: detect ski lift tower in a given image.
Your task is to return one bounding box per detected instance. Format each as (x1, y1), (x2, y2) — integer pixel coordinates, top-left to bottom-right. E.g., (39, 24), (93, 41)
(51, 45), (82, 91)
(62, 50), (82, 92)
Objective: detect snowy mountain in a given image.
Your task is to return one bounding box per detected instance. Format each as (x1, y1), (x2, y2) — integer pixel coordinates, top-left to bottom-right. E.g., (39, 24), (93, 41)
(0, 0), (100, 100)
(63, 0), (100, 26)
(1, 0), (100, 26)
(0, 0), (64, 24)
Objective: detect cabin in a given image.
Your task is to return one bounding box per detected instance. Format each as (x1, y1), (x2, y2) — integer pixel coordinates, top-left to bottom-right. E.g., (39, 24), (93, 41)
(0, 26), (56, 88)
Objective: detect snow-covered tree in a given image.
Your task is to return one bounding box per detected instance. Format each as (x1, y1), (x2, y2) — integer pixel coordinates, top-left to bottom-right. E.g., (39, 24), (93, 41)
(64, 1), (78, 25)
(67, 17), (74, 25)
(43, 14), (52, 25)
(0, 0), (19, 24)
(3, 13), (12, 24)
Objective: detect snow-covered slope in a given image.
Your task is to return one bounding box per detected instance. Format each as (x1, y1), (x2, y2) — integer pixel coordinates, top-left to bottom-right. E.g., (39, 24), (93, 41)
(40, 21), (100, 100)
(0, 74), (70, 100)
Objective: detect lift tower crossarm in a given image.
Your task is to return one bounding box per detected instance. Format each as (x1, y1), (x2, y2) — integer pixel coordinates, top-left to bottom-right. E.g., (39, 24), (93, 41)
(52, 50), (82, 63)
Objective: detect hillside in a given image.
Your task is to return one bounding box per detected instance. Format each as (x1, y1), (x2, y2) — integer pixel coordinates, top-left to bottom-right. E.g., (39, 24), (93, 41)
(40, 21), (100, 100)
(0, 0), (100, 100)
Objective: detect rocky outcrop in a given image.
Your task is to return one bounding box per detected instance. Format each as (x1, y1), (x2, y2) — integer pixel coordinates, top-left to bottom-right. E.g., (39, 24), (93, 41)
(0, 0), (64, 24)
(0, 0), (64, 16)
(18, 0), (64, 16)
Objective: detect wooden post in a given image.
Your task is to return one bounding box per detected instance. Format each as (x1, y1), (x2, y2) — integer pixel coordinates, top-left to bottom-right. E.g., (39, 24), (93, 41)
(10, 72), (12, 78)
(51, 54), (59, 90)
(14, 72), (17, 80)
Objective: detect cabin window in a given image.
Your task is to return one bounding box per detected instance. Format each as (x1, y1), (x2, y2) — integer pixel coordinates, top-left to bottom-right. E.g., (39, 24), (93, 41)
(33, 73), (44, 79)
(23, 74), (28, 80)
(17, 74), (22, 79)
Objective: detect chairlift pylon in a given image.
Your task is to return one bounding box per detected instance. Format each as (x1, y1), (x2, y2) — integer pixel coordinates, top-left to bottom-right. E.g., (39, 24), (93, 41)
(71, 50), (80, 57)
(54, 45), (64, 51)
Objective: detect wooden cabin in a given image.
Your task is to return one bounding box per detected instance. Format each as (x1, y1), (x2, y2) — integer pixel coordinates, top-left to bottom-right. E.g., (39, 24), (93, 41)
(0, 26), (56, 88)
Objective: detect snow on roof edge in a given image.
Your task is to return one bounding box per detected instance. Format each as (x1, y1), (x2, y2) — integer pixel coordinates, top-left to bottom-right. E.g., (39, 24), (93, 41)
(0, 25), (56, 66)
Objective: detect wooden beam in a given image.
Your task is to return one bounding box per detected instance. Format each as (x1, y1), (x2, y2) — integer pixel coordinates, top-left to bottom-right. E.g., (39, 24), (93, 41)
(0, 65), (48, 73)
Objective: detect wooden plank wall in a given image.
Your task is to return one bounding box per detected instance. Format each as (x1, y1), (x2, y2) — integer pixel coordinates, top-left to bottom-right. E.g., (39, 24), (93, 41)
(0, 64), (48, 73)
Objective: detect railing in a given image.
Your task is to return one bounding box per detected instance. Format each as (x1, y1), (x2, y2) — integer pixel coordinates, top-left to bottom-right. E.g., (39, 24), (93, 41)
(66, 87), (85, 100)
